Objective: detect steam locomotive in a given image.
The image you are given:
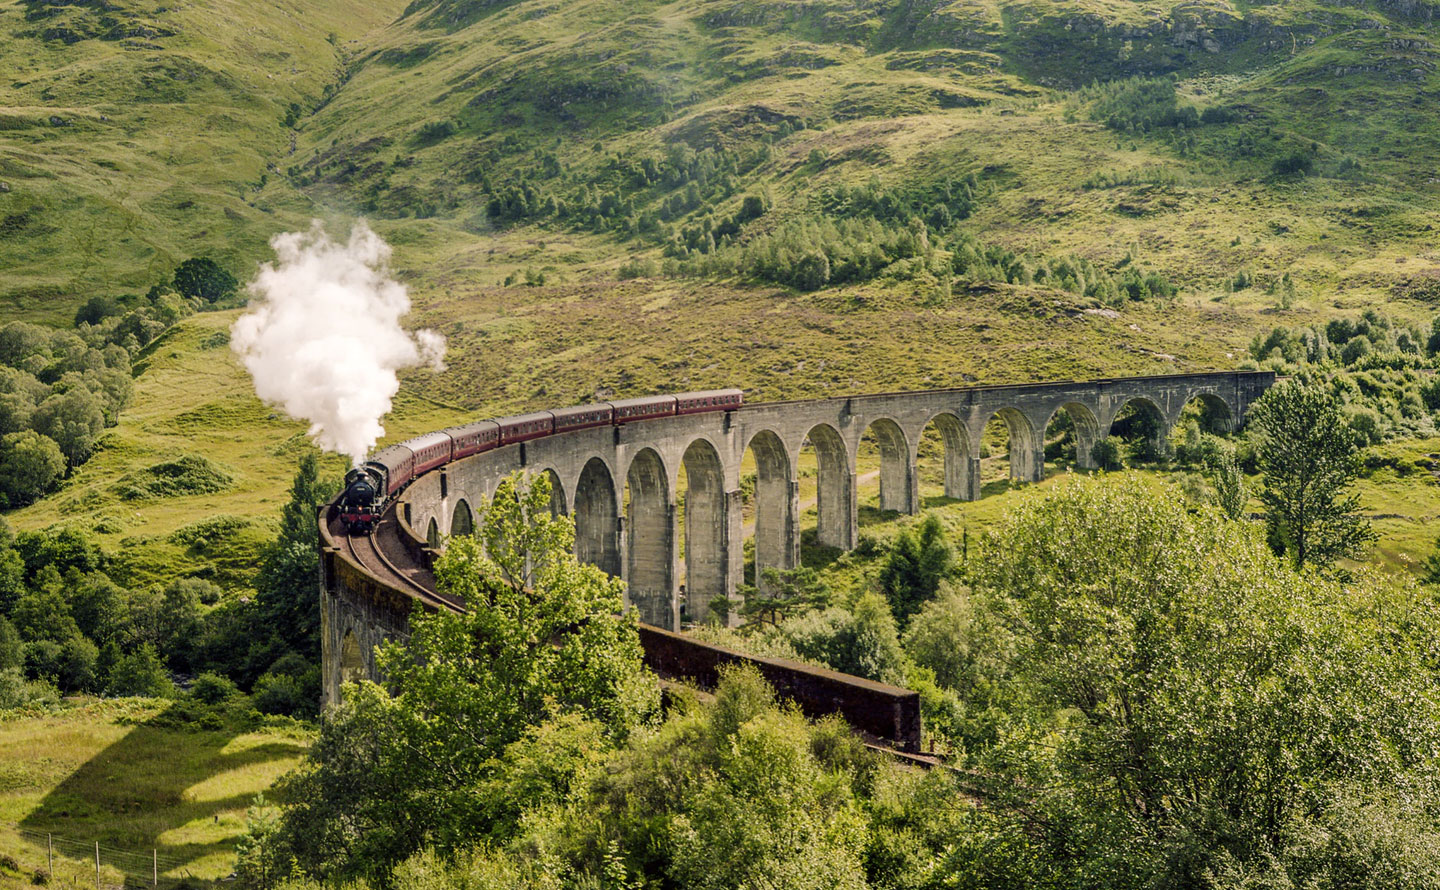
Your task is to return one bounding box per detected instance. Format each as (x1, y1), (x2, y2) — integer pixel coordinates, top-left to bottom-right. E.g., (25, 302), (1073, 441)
(336, 389), (743, 534)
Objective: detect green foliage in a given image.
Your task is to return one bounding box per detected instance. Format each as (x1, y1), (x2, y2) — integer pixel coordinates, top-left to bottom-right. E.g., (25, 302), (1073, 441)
(104, 643), (174, 698)
(253, 471), (659, 884)
(191, 671), (240, 704)
(1084, 77), (1200, 134)
(972, 474), (1440, 886)
(0, 431), (66, 508)
(171, 258), (240, 304)
(1249, 380), (1375, 569)
(877, 514), (952, 625)
(1090, 435), (1123, 470)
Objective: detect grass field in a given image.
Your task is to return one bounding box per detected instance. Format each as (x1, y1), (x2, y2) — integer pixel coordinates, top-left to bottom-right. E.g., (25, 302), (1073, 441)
(0, 699), (309, 887)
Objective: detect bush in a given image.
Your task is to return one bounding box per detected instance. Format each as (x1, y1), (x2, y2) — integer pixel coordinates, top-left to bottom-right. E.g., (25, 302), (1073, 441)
(1272, 151), (1314, 178)
(171, 258), (238, 303)
(105, 644), (173, 698)
(1091, 436), (1123, 470)
(192, 671), (240, 704)
(0, 666), (59, 710)
(252, 671), (307, 716)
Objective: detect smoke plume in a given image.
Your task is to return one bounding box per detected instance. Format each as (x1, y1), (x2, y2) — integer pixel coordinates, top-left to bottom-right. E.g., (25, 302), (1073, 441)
(231, 221), (446, 465)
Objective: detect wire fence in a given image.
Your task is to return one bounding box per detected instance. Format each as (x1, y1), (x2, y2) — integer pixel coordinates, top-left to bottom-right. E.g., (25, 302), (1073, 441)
(5, 824), (206, 889)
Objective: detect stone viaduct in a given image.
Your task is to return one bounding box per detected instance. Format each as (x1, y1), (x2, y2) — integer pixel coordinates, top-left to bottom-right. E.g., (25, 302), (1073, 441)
(377, 371), (1274, 639)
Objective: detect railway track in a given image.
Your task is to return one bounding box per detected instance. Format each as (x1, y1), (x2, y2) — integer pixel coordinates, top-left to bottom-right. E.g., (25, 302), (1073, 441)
(328, 510), (460, 613)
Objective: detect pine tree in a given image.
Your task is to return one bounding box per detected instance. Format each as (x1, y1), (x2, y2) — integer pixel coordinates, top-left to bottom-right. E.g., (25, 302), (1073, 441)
(878, 514), (953, 625)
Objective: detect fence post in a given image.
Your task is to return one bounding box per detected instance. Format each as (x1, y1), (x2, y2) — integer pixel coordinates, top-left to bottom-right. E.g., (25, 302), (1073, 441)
(47, 834), (52, 878)
(94, 842), (99, 890)
(153, 849), (157, 886)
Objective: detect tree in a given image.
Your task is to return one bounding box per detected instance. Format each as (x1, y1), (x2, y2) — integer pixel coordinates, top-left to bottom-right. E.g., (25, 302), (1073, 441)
(738, 566), (829, 627)
(265, 472), (659, 883)
(0, 616), (22, 671)
(1206, 449), (1248, 521)
(10, 586), (81, 644)
(30, 387), (105, 466)
(105, 643), (172, 697)
(974, 475), (1440, 886)
(0, 431), (65, 507)
(253, 453), (338, 661)
(171, 258), (239, 303)
(878, 514), (953, 625)
(1248, 380), (1375, 569)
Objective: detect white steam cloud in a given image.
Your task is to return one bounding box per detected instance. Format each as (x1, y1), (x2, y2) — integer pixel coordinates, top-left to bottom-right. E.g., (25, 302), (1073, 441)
(231, 221), (446, 466)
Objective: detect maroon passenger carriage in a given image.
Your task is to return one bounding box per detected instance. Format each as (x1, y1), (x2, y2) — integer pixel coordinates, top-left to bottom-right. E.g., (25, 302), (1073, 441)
(334, 389), (744, 534)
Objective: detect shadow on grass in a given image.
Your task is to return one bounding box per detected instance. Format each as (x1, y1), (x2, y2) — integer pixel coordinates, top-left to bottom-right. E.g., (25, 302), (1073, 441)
(798, 528), (844, 570)
(19, 701), (306, 883)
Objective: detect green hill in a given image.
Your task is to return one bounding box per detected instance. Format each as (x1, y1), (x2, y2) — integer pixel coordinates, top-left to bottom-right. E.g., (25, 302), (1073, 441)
(10, 0), (1440, 554)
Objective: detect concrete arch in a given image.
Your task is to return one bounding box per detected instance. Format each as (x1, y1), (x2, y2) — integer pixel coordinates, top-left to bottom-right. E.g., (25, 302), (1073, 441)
(626, 447), (675, 629)
(541, 467), (567, 516)
(1107, 396), (1170, 460)
(575, 457), (621, 578)
(426, 516), (440, 548)
(681, 438), (728, 623)
(743, 428), (797, 593)
(860, 417), (915, 514)
(990, 407), (1041, 483)
(1175, 390), (1235, 433)
(339, 629), (365, 687)
(919, 411), (977, 501)
(1045, 401), (1103, 470)
(451, 498), (474, 537)
(805, 423), (856, 549)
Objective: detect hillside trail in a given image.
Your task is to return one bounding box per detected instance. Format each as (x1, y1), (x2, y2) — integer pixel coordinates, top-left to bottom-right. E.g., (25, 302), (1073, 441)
(740, 469), (882, 536)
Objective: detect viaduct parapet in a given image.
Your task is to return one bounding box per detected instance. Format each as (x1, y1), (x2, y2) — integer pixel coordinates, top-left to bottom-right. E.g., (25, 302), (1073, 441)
(320, 371), (1275, 729)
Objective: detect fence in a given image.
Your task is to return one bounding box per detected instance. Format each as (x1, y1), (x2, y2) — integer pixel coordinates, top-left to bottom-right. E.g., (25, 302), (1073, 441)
(5, 825), (203, 889)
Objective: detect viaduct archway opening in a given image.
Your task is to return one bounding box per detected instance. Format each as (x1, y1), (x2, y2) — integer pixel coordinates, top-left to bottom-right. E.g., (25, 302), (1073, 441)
(1109, 397), (1170, 465)
(574, 457), (621, 578)
(857, 418), (912, 519)
(340, 630), (364, 687)
(798, 423), (852, 561)
(625, 448), (674, 629)
(741, 430), (794, 595)
(917, 412), (974, 505)
(1169, 392), (1237, 464)
(542, 468), (567, 517)
(679, 438), (726, 624)
(982, 408), (1039, 492)
(1043, 402), (1102, 474)
(450, 498), (474, 538)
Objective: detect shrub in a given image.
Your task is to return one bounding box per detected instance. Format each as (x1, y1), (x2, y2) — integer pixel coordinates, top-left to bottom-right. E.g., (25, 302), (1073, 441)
(192, 671), (240, 704)
(172, 258), (238, 303)
(105, 644), (173, 698)
(1091, 436), (1123, 470)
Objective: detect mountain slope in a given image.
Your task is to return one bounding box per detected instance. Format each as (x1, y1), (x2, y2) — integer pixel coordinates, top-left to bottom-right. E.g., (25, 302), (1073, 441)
(0, 0), (407, 322)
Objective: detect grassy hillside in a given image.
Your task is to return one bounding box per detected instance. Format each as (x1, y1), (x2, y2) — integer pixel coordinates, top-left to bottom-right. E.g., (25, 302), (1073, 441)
(10, 0), (1440, 572)
(0, 698), (308, 886)
(0, 0), (407, 323)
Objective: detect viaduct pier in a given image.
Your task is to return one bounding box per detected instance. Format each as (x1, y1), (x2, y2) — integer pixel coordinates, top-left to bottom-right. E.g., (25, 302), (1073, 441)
(320, 371), (1275, 749)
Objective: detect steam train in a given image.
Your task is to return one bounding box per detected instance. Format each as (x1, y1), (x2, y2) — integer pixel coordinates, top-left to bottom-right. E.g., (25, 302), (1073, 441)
(336, 389), (744, 534)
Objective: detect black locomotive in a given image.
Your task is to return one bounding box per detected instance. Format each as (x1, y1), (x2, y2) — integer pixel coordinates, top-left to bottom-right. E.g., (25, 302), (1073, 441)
(337, 465), (385, 533)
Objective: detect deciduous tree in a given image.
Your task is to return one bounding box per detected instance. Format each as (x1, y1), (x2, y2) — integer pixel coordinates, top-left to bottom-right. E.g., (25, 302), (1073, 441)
(1248, 380), (1374, 568)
